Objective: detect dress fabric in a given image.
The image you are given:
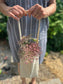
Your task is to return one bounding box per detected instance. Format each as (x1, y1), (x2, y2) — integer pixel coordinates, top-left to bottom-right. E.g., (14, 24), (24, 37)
(5, 0), (49, 65)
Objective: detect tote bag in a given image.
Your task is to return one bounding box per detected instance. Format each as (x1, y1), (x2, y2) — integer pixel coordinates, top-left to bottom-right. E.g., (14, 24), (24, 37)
(18, 18), (41, 78)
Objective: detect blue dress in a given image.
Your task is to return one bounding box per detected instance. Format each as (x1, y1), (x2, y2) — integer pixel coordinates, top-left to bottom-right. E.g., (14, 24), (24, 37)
(5, 0), (49, 65)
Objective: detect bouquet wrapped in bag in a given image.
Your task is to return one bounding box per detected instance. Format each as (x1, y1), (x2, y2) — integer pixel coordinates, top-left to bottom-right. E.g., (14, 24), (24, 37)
(17, 11), (42, 64)
(17, 35), (41, 64)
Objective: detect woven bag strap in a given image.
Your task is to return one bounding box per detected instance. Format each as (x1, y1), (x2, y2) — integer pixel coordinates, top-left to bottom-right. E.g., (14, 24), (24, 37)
(18, 19), (40, 43)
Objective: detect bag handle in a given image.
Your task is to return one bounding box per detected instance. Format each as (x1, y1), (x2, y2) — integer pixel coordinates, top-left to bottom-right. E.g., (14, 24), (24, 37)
(18, 16), (40, 43)
(18, 20), (22, 40)
(37, 20), (40, 43)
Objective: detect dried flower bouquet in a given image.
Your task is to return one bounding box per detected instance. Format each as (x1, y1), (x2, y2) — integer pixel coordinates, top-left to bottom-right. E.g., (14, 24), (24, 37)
(17, 12), (41, 64)
(17, 35), (41, 64)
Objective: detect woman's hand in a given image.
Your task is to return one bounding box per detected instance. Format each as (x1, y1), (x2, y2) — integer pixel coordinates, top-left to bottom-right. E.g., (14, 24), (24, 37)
(28, 0), (56, 20)
(1, 4), (27, 20)
(28, 4), (49, 20)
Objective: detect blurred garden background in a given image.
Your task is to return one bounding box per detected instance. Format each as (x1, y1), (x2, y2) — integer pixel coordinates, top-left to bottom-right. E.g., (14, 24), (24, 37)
(0, 0), (63, 54)
(0, 0), (63, 84)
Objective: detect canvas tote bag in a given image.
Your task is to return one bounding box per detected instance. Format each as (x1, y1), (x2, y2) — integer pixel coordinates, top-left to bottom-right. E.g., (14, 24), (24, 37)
(18, 18), (41, 78)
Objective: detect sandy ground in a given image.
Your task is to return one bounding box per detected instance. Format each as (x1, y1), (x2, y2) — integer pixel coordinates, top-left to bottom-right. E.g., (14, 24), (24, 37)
(0, 39), (63, 84)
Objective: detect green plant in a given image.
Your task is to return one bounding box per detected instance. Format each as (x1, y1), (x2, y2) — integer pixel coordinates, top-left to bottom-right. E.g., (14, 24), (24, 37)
(45, 52), (48, 57)
(60, 50), (63, 55)
(47, 0), (63, 52)
(0, 13), (8, 39)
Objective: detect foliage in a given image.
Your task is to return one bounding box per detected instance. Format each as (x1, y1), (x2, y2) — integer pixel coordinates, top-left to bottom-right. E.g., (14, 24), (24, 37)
(0, 13), (8, 40)
(60, 50), (63, 55)
(45, 52), (48, 57)
(47, 0), (63, 52)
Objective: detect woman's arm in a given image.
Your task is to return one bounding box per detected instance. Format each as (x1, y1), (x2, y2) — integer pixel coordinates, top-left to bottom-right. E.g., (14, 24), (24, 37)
(0, 0), (27, 20)
(28, 0), (56, 19)
(46, 0), (56, 16)
(0, 0), (7, 13)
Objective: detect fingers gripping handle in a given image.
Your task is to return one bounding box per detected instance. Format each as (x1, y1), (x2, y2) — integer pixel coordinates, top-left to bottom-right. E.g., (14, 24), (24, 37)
(18, 10), (41, 42)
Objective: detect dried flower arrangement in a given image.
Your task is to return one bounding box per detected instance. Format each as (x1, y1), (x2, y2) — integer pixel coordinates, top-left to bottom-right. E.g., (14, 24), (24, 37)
(17, 13), (41, 64)
(17, 35), (42, 64)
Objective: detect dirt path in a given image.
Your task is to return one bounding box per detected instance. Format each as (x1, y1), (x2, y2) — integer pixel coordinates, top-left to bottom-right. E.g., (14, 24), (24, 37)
(0, 40), (63, 84)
